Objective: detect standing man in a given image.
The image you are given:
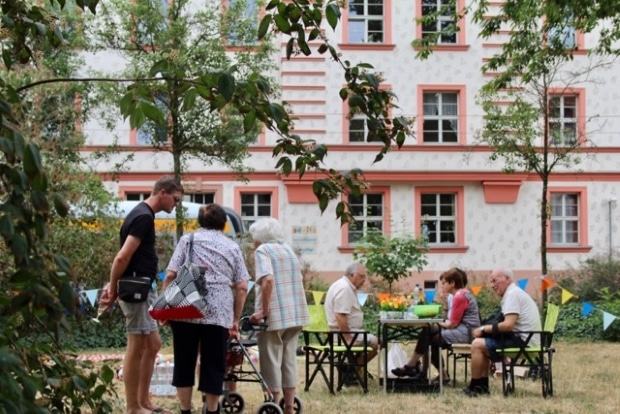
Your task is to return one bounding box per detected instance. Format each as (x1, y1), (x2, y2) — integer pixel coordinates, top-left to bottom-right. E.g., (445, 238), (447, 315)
(464, 267), (541, 397)
(324, 262), (379, 364)
(100, 176), (183, 414)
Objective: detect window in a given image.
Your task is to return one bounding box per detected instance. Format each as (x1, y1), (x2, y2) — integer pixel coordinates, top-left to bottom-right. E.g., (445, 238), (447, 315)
(420, 193), (457, 244)
(421, 0), (457, 44)
(347, 0), (385, 43)
(348, 115), (382, 143)
(134, 0), (169, 46)
(126, 192), (151, 201)
(183, 193), (215, 205)
(226, 0), (259, 46)
(347, 193), (384, 243)
(549, 95), (577, 146)
(422, 92), (459, 143)
(240, 193), (271, 230)
(137, 95), (168, 145)
(550, 193), (580, 244)
(549, 25), (576, 48)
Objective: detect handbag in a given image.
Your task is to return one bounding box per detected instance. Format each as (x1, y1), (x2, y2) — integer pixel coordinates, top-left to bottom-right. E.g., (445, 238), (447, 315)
(148, 233), (209, 320)
(117, 273), (152, 303)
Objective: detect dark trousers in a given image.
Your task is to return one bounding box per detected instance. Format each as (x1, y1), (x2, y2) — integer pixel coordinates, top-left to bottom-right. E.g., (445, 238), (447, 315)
(413, 324), (449, 371)
(170, 321), (228, 395)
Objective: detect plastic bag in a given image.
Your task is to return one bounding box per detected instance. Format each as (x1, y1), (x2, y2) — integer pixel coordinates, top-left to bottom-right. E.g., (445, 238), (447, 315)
(386, 342), (408, 378)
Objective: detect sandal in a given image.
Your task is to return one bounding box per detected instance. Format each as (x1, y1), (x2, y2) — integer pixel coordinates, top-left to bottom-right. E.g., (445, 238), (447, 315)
(391, 361), (421, 377)
(430, 375), (451, 386)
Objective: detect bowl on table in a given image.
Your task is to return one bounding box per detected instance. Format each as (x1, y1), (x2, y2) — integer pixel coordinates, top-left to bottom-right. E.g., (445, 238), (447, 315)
(413, 304), (442, 318)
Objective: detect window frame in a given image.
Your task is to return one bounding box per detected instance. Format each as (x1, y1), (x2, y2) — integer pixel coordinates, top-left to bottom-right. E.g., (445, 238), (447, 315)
(234, 186), (279, 231)
(223, 0), (262, 48)
(340, 0), (394, 50)
(548, 88), (586, 147)
(414, 186), (467, 253)
(417, 85), (467, 145)
(415, 0), (469, 51)
(342, 83), (393, 144)
(339, 187), (391, 251)
(546, 187), (590, 252)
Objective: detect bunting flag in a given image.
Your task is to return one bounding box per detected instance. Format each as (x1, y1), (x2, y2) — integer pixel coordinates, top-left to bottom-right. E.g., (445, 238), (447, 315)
(84, 289), (99, 307)
(561, 288), (575, 304)
(541, 277), (556, 292)
(247, 280), (255, 292)
(603, 311), (617, 331)
(357, 293), (369, 306)
(582, 302), (595, 317)
(471, 285), (483, 296)
(311, 290), (325, 305)
(424, 290), (435, 304)
(516, 278), (528, 291)
(158, 271), (166, 281)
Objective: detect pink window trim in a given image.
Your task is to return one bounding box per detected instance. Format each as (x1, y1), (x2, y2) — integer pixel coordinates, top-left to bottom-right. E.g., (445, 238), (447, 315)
(340, 186), (392, 248)
(415, 0), (467, 46)
(233, 186), (279, 219)
(548, 87), (586, 146)
(416, 84), (467, 145)
(340, 0), (392, 45)
(414, 186), (465, 247)
(546, 187), (588, 248)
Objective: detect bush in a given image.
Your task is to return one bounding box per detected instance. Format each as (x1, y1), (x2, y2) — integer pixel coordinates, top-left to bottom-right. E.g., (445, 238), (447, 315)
(557, 253), (620, 302)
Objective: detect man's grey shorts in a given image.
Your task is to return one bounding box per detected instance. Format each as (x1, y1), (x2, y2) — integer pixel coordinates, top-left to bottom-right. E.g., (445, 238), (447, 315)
(119, 289), (158, 335)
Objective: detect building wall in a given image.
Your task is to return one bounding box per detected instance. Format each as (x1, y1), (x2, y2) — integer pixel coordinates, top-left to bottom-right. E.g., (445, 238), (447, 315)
(80, 1), (620, 288)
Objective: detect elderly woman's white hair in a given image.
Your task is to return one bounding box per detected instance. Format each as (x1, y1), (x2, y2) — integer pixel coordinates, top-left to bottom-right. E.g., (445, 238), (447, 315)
(249, 217), (285, 243)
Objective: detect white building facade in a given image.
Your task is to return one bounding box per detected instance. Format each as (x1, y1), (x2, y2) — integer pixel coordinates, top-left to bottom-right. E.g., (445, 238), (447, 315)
(80, 1), (620, 289)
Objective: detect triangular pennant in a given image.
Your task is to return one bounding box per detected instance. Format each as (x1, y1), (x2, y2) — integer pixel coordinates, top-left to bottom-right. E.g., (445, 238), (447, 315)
(424, 290), (435, 304)
(158, 271), (166, 281)
(603, 311), (617, 331)
(312, 290), (325, 305)
(85, 289), (99, 307)
(541, 277), (556, 292)
(516, 278), (528, 291)
(582, 302), (595, 317)
(247, 280), (255, 292)
(357, 293), (369, 306)
(471, 285), (482, 296)
(561, 288), (575, 304)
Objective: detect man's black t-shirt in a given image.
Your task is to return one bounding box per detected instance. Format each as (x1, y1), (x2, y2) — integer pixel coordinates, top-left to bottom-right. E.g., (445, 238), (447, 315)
(120, 202), (157, 277)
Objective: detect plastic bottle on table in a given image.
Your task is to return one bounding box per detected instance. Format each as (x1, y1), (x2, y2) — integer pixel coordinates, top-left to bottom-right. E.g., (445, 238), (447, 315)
(413, 284), (420, 305)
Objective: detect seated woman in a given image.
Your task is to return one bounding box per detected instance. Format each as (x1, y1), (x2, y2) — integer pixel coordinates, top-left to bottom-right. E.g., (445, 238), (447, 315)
(391, 268), (480, 384)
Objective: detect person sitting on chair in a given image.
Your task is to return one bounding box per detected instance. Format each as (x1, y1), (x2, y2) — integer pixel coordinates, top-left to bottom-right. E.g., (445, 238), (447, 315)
(464, 267), (541, 397)
(324, 262), (379, 365)
(391, 268), (480, 385)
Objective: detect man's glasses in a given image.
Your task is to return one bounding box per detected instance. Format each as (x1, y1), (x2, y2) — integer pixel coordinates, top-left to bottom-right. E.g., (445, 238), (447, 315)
(171, 195), (181, 204)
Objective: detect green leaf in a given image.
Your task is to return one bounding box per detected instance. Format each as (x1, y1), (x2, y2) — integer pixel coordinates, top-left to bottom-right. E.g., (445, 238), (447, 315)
(217, 73), (235, 102)
(258, 14), (272, 40)
(266, 0), (280, 10)
(0, 215), (15, 240)
(31, 172), (48, 191)
(9, 234), (28, 262)
(30, 191), (49, 214)
(243, 111), (256, 134)
(23, 142), (43, 179)
(274, 14), (291, 33)
(325, 3), (341, 31)
(53, 193), (70, 217)
(59, 281), (76, 311)
(318, 194), (328, 212)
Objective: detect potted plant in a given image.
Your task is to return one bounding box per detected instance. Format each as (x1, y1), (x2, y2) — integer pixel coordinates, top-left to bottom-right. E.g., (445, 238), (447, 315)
(353, 228), (428, 292)
(379, 295), (409, 319)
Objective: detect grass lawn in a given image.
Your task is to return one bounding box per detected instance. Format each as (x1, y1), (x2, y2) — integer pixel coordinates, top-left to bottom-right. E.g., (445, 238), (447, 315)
(108, 341), (620, 413)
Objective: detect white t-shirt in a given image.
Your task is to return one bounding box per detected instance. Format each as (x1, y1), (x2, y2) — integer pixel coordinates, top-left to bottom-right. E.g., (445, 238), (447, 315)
(501, 283), (542, 345)
(324, 276), (363, 331)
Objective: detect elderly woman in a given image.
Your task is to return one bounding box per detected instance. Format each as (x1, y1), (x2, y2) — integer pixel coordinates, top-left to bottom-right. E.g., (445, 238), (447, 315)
(248, 217), (309, 414)
(391, 268), (480, 385)
(164, 204), (249, 414)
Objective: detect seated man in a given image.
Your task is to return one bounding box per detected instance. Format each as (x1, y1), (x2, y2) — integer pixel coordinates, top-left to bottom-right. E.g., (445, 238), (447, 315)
(465, 267), (541, 397)
(324, 262), (379, 366)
